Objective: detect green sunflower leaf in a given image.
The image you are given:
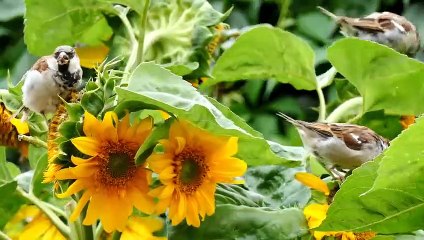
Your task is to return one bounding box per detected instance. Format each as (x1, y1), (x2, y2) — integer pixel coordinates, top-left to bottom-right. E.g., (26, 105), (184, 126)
(319, 116), (424, 234)
(168, 205), (308, 240)
(207, 25), (317, 90)
(328, 38), (424, 115)
(245, 165), (310, 208)
(134, 117), (174, 165)
(117, 62), (300, 166)
(24, 0), (113, 56)
(0, 181), (26, 229)
(30, 151), (48, 195)
(317, 159), (381, 232)
(136, 0), (227, 78)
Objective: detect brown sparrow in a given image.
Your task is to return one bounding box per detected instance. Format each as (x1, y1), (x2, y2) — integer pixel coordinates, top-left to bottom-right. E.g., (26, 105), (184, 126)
(21, 45), (82, 118)
(277, 113), (389, 171)
(318, 6), (420, 57)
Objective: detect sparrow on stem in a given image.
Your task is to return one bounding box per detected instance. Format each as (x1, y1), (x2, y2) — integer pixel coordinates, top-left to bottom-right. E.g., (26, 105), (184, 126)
(277, 113), (389, 175)
(21, 45), (82, 119)
(318, 6), (420, 57)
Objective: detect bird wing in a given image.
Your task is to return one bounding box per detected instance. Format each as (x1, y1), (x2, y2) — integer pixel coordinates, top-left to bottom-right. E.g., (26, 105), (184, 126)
(330, 124), (372, 151)
(340, 16), (385, 32)
(31, 56), (50, 72)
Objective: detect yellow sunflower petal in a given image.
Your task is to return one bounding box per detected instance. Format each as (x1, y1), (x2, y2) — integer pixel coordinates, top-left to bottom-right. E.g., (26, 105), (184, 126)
(99, 195), (132, 232)
(55, 168), (77, 180)
(70, 191), (91, 221)
(186, 195), (200, 227)
(175, 137), (186, 154)
(117, 113), (131, 140)
(19, 217), (50, 240)
(83, 111), (102, 138)
(295, 172), (330, 195)
(71, 156), (94, 165)
(75, 44), (109, 69)
(221, 137), (238, 157)
(56, 180), (85, 198)
(303, 203), (329, 228)
(159, 166), (176, 181)
(70, 163), (97, 178)
(71, 137), (100, 156)
(127, 186), (155, 214)
(210, 157), (247, 182)
(10, 118), (29, 134)
(100, 111), (118, 142)
(147, 154), (173, 173)
(135, 117), (153, 139)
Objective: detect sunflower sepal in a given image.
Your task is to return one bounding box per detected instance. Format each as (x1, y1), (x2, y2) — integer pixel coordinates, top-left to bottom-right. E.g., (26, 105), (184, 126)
(135, 117), (174, 165)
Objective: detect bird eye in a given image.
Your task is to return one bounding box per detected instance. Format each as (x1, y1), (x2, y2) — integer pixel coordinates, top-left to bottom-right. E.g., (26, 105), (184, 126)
(66, 52), (74, 58)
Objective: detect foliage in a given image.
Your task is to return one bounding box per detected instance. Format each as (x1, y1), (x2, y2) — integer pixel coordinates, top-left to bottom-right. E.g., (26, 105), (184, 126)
(0, 0), (424, 239)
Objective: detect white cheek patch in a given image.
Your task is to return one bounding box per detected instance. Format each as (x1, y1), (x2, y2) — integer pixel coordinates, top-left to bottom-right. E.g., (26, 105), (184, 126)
(68, 57), (81, 73)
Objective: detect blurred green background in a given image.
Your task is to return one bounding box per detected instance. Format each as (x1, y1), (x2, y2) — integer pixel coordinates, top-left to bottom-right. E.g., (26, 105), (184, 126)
(1, 0), (423, 147)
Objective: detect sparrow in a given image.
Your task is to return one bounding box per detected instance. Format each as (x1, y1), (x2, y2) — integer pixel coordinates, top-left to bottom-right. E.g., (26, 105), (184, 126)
(21, 45), (82, 118)
(277, 113), (389, 172)
(318, 6), (420, 57)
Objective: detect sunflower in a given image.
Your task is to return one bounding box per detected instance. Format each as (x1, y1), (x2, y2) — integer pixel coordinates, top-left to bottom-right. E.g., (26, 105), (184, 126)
(0, 103), (29, 157)
(4, 205), (66, 240)
(55, 111), (155, 232)
(295, 172), (330, 196)
(147, 120), (247, 227)
(119, 216), (167, 240)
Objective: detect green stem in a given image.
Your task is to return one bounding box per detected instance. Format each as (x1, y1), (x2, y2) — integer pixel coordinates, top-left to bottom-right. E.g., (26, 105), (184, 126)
(17, 187), (70, 238)
(117, 7), (138, 84)
(94, 222), (104, 240)
(18, 135), (47, 149)
(326, 97), (363, 123)
(136, 0), (151, 64)
(40, 201), (66, 217)
(277, 0), (292, 29)
(111, 231), (122, 240)
(0, 230), (11, 240)
(66, 201), (83, 240)
(316, 85), (326, 122)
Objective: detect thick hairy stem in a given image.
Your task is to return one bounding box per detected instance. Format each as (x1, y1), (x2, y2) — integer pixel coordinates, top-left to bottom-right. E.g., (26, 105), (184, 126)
(316, 85), (326, 122)
(118, 7), (138, 84)
(136, 0), (151, 64)
(326, 97), (363, 123)
(0, 230), (11, 240)
(17, 187), (70, 238)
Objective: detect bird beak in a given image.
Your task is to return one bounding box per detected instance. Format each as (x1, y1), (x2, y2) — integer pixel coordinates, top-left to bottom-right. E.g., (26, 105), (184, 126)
(58, 52), (69, 65)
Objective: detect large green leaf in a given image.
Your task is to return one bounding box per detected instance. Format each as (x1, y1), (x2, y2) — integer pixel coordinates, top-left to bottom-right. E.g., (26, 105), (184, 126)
(360, 116), (424, 233)
(169, 205), (308, 240)
(0, 147), (10, 181)
(0, 181), (26, 229)
(24, 0), (113, 56)
(208, 25), (316, 90)
(318, 159), (381, 232)
(245, 165), (310, 209)
(116, 62), (299, 166)
(328, 38), (424, 115)
(320, 117), (424, 234)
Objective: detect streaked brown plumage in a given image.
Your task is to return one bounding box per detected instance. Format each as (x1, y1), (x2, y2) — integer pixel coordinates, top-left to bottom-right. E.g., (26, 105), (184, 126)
(318, 6), (420, 57)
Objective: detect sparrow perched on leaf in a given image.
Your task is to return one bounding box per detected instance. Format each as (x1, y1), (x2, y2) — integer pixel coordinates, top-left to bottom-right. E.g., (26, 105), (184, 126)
(277, 113), (389, 172)
(318, 6), (420, 57)
(21, 45), (82, 119)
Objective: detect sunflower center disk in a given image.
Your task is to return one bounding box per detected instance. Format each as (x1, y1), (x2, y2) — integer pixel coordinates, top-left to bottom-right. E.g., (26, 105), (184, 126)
(98, 143), (137, 188)
(175, 148), (209, 194)
(108, 153), (133, 178)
